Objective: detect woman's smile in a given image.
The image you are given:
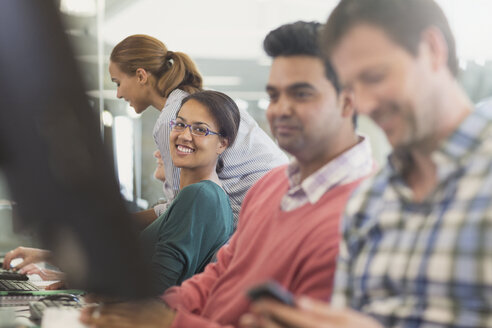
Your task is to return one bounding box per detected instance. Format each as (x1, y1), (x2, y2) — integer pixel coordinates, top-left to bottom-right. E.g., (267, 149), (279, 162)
(176, 145), (195, 154)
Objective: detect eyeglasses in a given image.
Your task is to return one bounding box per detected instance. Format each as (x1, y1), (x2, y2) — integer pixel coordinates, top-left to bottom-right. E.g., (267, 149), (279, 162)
(169, 119), (222, 137)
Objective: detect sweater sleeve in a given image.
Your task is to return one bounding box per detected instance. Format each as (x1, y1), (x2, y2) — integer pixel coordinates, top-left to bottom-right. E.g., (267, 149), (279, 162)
(150, 183), (227, 293)
(162, 227), (238, 325)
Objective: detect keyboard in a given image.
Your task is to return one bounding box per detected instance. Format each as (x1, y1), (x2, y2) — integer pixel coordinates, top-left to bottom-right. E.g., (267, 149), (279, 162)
(0, 269), (28, 281)
(29, 294), (82, 321)
(0, 279), (39, 291)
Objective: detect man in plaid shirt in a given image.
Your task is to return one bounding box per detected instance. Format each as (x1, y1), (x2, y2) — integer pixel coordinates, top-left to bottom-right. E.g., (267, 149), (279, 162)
(243, 0), (492, 327)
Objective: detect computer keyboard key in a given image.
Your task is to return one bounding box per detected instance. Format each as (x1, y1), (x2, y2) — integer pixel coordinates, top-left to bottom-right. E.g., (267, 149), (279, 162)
(0, 279), (39, 291)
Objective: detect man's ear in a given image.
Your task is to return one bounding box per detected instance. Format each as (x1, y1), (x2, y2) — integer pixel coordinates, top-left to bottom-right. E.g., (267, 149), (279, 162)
(340, 89), (355, 118)
(136, 68), (149, 84)
(420, 26), (449, 72)
(216, 137), (229, 155)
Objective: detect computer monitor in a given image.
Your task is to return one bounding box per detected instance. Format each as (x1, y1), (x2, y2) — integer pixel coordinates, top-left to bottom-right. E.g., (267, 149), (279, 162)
(0, 1), (151, 298)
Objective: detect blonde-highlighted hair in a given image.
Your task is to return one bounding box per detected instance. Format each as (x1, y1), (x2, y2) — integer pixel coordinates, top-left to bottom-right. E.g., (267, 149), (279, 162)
(110, 34), (202, 97)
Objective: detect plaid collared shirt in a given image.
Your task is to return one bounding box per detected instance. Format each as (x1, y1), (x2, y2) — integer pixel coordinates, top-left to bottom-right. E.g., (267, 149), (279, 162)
(332, 101), (492, 327)
(281, 136), (373, 211)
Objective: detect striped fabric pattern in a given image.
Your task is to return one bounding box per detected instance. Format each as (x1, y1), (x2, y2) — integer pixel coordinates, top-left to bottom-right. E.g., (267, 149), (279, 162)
(153, 89), (288, 224)
(332, 101), (492, 327)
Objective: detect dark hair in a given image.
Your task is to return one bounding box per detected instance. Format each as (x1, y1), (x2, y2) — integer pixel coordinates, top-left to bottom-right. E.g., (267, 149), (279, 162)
(263, 21), (357, 127)
(263, 21), (340, 94)
(110, 34), (202, 97)
(321, 0), (458, 77)
(179, 91), (241, 173)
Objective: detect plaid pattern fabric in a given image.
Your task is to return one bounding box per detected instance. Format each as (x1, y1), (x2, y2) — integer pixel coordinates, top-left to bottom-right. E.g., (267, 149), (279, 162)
(332, 101), (492, 327)
(281, 136), (373, 211)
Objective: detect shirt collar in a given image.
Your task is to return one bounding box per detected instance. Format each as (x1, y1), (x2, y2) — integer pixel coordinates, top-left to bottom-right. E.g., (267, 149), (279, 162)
(387, 102), (492, 184)
(285, 136), (373, 205)
(162, 89), (189, 110)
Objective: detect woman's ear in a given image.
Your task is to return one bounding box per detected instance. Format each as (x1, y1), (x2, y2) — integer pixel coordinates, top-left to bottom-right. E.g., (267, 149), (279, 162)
(216, 137), (229, 155)
(136, 68), (149, 85)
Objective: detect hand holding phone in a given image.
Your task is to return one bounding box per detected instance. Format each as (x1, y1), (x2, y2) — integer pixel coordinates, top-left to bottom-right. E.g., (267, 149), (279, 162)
(247, 280), (295, 306)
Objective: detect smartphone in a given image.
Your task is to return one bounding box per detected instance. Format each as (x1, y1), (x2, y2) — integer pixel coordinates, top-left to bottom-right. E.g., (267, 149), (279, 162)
(247, 280), (295, 306)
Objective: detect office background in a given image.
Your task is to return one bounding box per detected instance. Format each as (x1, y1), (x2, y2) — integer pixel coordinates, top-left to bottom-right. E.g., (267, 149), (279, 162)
(1, 0), (492, 252)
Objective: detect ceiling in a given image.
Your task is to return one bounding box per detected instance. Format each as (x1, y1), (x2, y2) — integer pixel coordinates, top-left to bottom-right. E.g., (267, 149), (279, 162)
(62, 0), (492, 106)
(102, 0), (340, 60)
(61, 0), (492, 61)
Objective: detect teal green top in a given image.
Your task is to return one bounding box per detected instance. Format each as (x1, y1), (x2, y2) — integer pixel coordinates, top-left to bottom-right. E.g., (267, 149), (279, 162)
(140, 180), (234, 294)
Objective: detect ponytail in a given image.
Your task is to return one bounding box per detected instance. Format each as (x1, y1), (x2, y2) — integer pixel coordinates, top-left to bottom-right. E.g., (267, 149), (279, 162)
(111, 35), (203, 98)
(157, 51), (203, 97)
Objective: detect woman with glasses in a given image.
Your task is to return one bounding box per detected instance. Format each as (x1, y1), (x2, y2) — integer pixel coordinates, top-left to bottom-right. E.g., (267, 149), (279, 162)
(4, 91), (239, 294)
(109, 35), (288, 228)
(139, 90), (238, 294)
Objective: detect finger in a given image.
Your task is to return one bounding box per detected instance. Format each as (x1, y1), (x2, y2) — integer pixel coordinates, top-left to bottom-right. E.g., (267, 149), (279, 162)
(18, 263), (38, 274)
(35, 269), (58, 280)
(241, 313), (286, 328)
(18, 263), (35, 272)
(28, 268), (64, 281)
(2, 257), (10, 269)
(3, 248), (21, 269)
(252, 300), (334, 328)
(296, 297), (354, 324)
(297, 297), (335, 315)
(44, 270), (65, 281)
(22, 268), (42, 277)
(38, 270), (50, 280)
(2, 253), (10, 269)
(20, 266), (43, 277)
(297, 298), (383, 328)
(239, 313), (260, 328)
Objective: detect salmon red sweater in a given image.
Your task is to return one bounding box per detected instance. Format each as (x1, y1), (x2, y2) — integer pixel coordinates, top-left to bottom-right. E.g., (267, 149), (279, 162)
(163, 165), (365, 328)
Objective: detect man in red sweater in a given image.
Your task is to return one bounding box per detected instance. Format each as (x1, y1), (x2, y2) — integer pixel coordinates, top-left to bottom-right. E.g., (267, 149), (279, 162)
(82, 21), (373, 328)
